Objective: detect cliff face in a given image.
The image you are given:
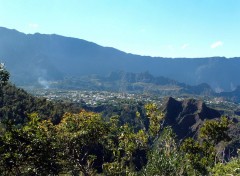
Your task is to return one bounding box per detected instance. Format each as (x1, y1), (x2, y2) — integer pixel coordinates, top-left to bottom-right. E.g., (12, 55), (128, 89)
(1, 27), (240, 91)
(163, 97), (221, 139)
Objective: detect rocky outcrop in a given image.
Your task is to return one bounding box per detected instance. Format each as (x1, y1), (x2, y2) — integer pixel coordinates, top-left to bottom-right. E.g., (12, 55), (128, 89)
(163, 97), (221, 139)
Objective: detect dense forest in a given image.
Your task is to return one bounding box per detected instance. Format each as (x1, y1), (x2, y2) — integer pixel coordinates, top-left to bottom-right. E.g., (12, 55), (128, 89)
(0, 64), (239, 175)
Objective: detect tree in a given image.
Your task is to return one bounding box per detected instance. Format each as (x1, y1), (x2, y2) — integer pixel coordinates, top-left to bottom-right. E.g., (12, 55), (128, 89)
(103, 123), (148, 175)
(0, 63), (9, 87)
(180, 117), (232, 175)
(0, 113), (60, 175)
(210, 151), (240, 175)
(144, 103), (164, 137)
(180, 138), (216, 175)
(20, 113), (60, 175)
(55, 110), (109, 175)
(200, 116), (231, 145)
(143, 127), (184, 176)
(0, 119), (24, 175)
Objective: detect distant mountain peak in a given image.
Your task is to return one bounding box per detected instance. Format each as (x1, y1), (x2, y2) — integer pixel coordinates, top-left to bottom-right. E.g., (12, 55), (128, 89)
(0, 26), (240, 91)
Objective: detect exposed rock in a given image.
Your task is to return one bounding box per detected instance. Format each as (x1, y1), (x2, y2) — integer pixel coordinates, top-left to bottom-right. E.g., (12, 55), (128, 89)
(163, 97), (221, 139)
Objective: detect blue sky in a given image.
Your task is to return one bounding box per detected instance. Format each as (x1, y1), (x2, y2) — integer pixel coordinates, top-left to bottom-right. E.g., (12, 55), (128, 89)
(0, 0), (239, 58)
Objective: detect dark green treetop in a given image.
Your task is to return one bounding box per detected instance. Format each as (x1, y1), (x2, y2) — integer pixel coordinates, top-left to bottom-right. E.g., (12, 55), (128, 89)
(0, 63), (9, 87)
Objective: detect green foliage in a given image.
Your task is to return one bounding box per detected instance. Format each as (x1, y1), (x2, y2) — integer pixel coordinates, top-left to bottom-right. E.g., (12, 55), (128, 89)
(0, 75), (238, 176)
(180, 117), (232, 175)
(180, 138), (216, 175)
(0, 107), (238, 176)
(200, 116), (231, 145)
(0, 63), (9, 87)
(210, 153), (240, 175)
(0, 113), (59, 175)
(55, 110), (109, 175)
(0, 120), (23, 175)
(99, 100), (148, 132)
(145, 103), (164, 137)
(0, 83), (84, 124)
(103, 118), (148, 175)
(20, 113), (59, 174)
(143, 127), (184, 176)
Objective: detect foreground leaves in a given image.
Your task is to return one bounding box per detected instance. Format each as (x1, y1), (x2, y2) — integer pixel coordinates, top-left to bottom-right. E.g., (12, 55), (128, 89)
(0, 106), (238, 175)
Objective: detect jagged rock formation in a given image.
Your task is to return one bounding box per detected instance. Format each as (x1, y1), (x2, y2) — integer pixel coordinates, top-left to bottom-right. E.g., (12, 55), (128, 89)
(163, 97), (221, 139)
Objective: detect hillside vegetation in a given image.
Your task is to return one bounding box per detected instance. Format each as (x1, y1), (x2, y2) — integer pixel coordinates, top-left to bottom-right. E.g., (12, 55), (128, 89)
(0, 65), (240, 175)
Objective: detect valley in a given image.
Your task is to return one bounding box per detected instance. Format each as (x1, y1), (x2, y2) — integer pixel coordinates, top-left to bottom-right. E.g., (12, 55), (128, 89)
(26, 87), (240, 120)
(0, 26), (240, 175)
(1, 0), (240, 174)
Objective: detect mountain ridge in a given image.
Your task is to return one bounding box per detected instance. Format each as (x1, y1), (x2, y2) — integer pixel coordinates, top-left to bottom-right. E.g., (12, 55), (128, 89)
(163, 97), (221, 139)
(1, 27), (240, 91)
(51, 71), (214, 97)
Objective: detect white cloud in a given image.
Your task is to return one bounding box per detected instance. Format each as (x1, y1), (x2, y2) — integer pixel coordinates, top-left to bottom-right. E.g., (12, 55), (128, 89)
(28, 23), (39, 29)
(181, 43), (189, 49)
(211, 41), (223, 49)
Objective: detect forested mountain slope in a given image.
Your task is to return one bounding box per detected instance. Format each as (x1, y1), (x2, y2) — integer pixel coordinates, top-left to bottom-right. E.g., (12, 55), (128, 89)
(1, 27), (240, 91)
(0, 83), (82, 124)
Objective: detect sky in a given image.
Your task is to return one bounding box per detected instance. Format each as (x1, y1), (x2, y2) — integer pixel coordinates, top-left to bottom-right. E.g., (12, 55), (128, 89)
(0, 0), (239, 58)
